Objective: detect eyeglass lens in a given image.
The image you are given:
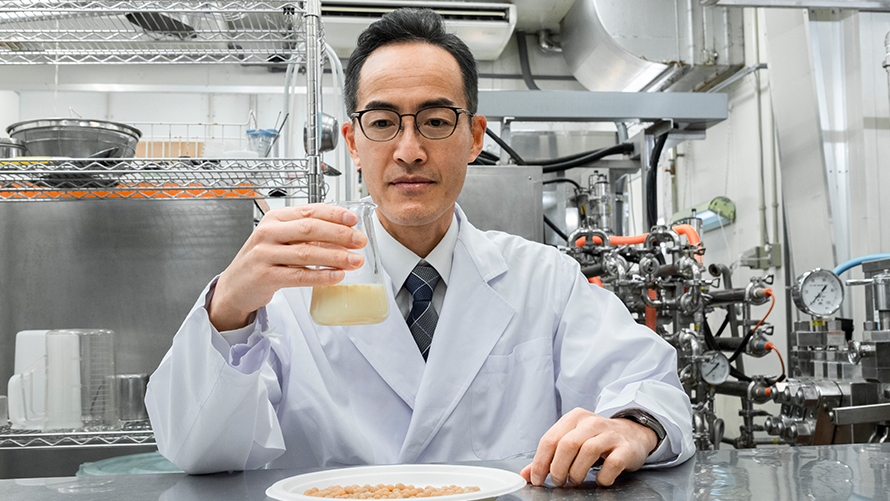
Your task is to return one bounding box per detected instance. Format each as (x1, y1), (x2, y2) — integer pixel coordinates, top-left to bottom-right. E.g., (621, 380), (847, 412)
(359, 107), (460, 141)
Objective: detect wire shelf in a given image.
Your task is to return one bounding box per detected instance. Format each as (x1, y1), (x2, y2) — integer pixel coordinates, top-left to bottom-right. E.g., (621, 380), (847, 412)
(0, 0), (311, 64)
(0, 158), (311, 200)
(0, 421), (155, 449)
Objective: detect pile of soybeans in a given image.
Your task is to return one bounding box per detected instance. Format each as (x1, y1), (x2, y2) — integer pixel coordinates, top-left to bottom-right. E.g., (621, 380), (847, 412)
(304, 483), (481, 499)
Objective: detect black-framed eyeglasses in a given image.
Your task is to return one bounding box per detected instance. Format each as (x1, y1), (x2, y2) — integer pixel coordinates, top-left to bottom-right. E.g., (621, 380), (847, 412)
(350, 106), (474, 142)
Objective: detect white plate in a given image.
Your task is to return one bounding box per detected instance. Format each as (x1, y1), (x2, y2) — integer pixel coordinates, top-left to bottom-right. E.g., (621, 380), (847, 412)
(266, 464), (527, 501)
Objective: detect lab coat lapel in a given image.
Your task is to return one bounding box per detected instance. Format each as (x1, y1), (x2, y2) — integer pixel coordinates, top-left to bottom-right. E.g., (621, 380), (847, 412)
(339, 270), (425, 409)
(398, 208), (515, 462)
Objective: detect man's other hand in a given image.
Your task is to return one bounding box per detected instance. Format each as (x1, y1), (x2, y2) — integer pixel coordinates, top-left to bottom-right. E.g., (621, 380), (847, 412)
(520, 407), (657, 487)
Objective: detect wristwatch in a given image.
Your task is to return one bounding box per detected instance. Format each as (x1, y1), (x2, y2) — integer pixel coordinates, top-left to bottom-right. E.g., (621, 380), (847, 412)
(611, 408), (666, 455)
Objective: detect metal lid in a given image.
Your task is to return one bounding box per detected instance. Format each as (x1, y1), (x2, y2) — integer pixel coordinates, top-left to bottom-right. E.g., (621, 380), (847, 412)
(0, 137), (26, 148)
(5, 118), (142, 139)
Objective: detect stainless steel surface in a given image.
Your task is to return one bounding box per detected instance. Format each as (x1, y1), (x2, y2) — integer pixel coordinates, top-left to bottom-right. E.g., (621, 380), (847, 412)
(560, 0), (670, 92)
(457, 166), (543, 243)
(832, 402), (890, 425)
(2, 445), (890, 499)
(561, 0), (745, 93)
(0, 138), (26, 158)
(0, 199), (252, 477)
(111, 374), (149, 422)
(0, 1), (310, 65)
(6, 118), (142, 159)
(477, 91), (727, 132)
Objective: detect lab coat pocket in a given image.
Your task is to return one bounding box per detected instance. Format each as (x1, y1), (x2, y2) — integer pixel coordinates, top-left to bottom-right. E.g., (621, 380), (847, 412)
(470, 336), (557, 460)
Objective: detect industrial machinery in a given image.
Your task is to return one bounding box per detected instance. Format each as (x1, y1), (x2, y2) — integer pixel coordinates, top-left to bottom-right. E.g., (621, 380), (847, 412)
(762, 258), (890, 446)
(553, 150), (889, 450)
(559, 174), (779, 450)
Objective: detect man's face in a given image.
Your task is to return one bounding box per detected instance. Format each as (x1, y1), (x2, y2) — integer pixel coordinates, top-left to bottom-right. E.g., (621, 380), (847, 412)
(342, 42), (486, 234)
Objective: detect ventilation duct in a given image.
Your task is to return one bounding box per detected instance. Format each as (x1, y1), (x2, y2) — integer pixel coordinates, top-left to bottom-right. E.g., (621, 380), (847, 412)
(561, 0), (745, 92)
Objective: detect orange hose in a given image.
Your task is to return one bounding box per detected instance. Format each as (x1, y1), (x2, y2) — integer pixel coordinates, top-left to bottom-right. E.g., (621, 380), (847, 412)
(588, 276), (604, 287)
(574, 224), (703, 264)
(752, 289), (775, 334)
(574, 234), (647, 247)
(764, 340), (785, 380)
(645, 289), (657, 332)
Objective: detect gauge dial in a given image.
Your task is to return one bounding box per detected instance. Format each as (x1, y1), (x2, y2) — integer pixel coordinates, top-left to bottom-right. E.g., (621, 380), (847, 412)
(701, 350), (730, 385)
(792, 268), (844, 317)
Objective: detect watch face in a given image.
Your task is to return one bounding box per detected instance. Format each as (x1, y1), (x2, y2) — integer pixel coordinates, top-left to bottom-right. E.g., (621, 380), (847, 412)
(701, 351), (730, 385)
(792, 268), (844, 317)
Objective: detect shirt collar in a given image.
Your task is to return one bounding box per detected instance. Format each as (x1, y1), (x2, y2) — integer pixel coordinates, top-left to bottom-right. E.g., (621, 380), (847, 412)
(373, 209), (459, 295)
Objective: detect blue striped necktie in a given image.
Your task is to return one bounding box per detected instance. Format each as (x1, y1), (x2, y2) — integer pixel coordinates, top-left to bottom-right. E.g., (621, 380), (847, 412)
(404, 262), (441, 361)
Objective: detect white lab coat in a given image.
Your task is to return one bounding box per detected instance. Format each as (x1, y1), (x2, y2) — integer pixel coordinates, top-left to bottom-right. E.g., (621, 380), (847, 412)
(146, 205), (695, 475)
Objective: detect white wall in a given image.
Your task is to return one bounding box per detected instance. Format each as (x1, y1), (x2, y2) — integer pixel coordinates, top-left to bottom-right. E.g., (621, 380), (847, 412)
(0, 90), (19, 132)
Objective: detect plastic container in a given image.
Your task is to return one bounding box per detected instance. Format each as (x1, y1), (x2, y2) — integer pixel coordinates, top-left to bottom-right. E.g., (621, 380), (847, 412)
(246, 128), (278, 157)
(43, 330), (118, 432)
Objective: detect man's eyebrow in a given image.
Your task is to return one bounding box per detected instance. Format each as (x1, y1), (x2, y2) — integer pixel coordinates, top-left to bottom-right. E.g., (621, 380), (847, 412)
(361, 100), (399, 112)
(418, 98), (458, 109)
(359, 97), (459, 112)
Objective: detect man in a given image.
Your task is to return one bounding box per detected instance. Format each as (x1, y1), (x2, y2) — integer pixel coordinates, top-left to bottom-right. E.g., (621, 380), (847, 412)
(146, 8), (694, 487)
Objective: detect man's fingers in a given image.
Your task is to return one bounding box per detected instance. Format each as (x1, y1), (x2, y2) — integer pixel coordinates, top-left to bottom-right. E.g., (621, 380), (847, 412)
(566, 435), (611, 485)
(528, 411), (587, 485)
(263, 217), (366, 249)
(274, 203), (359, 226)
(265, 243), (363, 271)
(519, 465), (532, 483)
(594, 448), (635, 487)
(550, 426), (604, 486)
(281, 266), (346, 287)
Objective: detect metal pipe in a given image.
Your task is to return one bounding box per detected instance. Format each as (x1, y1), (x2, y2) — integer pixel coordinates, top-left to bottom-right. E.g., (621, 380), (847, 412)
(709, 263), (741, 338)
(681, 329), (701, 382)
(580, 264), (606, 279)
(754, 7), (769, 249)
(644, 225), (680, 248)
(567, 227), (611, 249)
(536, 29), (562, 53)
(714, 337), (744, 352)
(714, 381), (751, 398)
(305, 0), (322, 203)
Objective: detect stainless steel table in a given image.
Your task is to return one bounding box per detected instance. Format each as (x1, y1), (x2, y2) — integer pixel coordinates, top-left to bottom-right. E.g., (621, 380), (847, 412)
(2, 444), (889, 501)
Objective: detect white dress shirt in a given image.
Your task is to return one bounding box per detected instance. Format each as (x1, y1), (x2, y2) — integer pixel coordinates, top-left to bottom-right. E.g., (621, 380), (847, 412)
(372, 211), (458, 320)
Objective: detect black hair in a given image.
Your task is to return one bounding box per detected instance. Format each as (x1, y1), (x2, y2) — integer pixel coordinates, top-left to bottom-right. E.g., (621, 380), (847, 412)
(343, 8), (479, 116)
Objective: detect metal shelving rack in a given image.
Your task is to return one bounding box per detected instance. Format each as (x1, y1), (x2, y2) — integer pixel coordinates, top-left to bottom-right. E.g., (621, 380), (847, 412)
(0, 0), (325, 202)
(0, 0), (324, 450)
(0, 422), (155, 450)
(0, 158), (310, 200)
(0, 0), (308, 65)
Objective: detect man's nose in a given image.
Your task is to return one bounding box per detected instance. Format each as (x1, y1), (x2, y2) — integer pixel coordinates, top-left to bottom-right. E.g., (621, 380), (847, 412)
(392, 116), (427, 164)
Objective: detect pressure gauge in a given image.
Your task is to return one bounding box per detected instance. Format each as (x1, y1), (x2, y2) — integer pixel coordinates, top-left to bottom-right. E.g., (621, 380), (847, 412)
(791, 268), (844, 317)
(700, 350), (730, 385)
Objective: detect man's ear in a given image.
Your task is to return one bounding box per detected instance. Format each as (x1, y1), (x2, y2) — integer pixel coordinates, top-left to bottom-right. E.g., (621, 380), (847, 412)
(342, 120), (362, 166)
(467, 114), (487, 164)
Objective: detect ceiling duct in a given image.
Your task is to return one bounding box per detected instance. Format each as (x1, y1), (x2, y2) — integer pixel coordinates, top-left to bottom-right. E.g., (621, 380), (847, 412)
(561, 0), (745, 92)
(321, 0), (517, 60)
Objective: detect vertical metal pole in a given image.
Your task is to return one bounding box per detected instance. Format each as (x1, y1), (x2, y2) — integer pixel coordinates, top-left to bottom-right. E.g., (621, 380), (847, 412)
(885, 31), (890, 120)
(305, 0), (322, 203)
(639, 132), (652, 234)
